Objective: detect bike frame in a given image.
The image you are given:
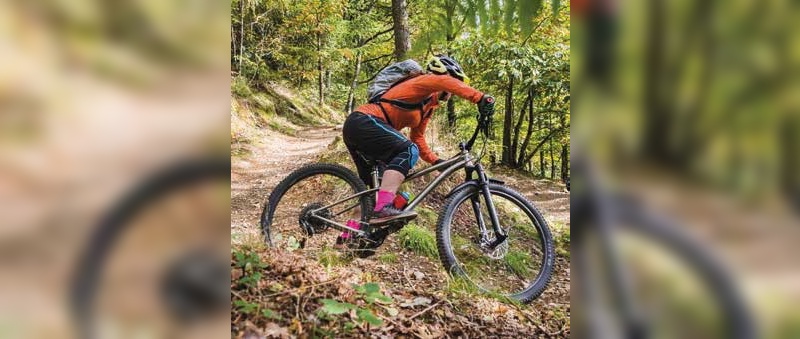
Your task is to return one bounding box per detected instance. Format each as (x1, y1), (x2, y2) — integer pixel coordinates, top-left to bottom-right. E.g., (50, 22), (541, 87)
(309, 142), (507, 248)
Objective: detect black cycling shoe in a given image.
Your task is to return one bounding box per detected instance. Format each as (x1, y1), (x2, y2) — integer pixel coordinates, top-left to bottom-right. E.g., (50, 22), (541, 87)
(369, 205), (417, 226)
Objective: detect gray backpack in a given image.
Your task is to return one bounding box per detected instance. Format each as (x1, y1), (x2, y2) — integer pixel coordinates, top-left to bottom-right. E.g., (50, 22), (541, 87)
(367, 60), (432, 114)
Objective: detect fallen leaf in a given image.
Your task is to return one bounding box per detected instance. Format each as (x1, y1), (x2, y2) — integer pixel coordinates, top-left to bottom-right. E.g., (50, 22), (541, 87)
(382, 306), (399, 317)
(400, 296), (432, 308)
(412, 270), (425, 280)
(263, 322), (289, 338)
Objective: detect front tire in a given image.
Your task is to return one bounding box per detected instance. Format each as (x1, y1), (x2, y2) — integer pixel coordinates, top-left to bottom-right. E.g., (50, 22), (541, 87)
(436, 183), (555, 304)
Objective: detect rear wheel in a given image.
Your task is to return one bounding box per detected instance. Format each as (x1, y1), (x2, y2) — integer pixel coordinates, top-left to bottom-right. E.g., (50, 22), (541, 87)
(71, 159), (230, 339)
(261, 163), (372, 258)
(436, 183), (555, 303)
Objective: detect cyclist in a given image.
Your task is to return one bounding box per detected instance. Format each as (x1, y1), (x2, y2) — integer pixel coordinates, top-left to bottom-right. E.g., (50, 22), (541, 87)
(342, 55), (495, 226)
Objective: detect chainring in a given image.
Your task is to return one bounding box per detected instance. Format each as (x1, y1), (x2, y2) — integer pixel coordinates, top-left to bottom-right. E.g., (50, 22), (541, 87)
(298, 203), (332, 236)
(347, 221), (406, 258)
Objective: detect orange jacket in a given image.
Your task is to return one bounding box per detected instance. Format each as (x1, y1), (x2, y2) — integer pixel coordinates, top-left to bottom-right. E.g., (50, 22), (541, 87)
(354, 74), (484, 164)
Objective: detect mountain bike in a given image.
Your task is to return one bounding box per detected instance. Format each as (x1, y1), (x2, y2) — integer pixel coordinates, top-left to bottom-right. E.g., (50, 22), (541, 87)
(261, 114), (555, 304)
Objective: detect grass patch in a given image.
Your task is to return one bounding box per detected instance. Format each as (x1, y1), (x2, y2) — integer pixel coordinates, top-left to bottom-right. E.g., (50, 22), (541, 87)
(397, 223), (438, 258)
(444, 275), (481, 299)
(416, 206), (438, 224)
(318, 246), (349, 268)
(504, 250), (533, 277)
(376, 252), (398, 264)
(553, 223), (570, 258)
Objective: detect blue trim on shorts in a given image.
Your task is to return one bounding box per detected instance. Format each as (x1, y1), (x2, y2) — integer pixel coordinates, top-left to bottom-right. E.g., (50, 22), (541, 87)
(367, 115), (406, 141)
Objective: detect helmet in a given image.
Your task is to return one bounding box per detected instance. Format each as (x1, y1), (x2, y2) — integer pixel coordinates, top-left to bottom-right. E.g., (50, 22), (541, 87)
(426, 55), (469, 83)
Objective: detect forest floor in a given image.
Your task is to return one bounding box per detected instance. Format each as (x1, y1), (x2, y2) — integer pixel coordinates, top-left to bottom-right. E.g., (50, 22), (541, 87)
(231, 126), (571, 338)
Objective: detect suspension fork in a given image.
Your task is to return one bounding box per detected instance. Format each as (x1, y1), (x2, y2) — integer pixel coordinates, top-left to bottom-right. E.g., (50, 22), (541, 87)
(465, 166), (489, 241)
(472, 164), (507, 249)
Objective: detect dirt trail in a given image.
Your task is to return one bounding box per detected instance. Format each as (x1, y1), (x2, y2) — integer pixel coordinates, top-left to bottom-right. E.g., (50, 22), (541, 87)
(231, 126), (341, 240)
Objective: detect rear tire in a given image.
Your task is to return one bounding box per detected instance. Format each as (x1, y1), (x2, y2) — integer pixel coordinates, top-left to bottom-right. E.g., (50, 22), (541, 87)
(261, 163), (371, 247)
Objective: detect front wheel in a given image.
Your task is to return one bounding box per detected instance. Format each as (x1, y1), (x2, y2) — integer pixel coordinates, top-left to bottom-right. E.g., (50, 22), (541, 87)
(436, 183), (555, 304)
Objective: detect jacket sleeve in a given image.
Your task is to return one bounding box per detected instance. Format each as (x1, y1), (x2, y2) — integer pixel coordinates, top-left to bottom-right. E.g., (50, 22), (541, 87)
(410, 115), (438, 164)
(410, 74), (484, 103)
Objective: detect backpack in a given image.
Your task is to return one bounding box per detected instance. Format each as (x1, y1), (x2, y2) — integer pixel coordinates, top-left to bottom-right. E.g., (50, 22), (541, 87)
(367, 60), (433, 114)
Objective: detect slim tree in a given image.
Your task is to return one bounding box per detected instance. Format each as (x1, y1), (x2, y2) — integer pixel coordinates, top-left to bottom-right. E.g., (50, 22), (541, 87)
(391, 0), (411, 61)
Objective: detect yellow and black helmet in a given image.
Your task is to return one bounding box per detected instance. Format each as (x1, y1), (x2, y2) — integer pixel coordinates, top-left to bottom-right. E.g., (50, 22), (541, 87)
(426, 54), (469, 83)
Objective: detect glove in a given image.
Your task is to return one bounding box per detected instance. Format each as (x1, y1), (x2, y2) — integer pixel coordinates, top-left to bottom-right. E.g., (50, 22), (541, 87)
(477, 95), (495, 119)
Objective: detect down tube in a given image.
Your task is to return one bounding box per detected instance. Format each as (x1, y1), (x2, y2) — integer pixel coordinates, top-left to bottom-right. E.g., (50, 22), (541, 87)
(404, 160), (467, 211)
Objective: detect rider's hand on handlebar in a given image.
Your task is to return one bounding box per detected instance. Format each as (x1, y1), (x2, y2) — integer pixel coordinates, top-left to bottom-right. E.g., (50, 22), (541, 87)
(478, 95), (495, 121)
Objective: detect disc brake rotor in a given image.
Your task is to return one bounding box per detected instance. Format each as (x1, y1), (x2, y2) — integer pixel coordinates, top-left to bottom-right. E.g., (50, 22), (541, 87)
(484, 238), (509, 259)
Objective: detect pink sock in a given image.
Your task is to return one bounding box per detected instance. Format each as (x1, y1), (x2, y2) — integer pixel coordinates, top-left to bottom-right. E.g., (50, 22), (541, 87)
(374, 190), (395, 211)
(340, 219), (360, 239)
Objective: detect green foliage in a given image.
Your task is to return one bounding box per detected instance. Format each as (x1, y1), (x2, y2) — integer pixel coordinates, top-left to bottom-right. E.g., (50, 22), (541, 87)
(318, 282), (394, 327)
(261, 308), (283, 320)
(320, 299), (357, 314)
(234, 300), (259, 314)
(233, 249), (268, 287)
(232, 0), (570, 177)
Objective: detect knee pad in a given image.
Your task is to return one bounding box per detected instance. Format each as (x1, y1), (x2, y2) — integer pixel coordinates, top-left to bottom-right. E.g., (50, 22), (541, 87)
(409, 144), (419, 168)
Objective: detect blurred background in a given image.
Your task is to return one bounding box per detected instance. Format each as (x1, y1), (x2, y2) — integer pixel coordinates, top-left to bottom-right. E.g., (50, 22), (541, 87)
(0, 0), (230, 337)
(572, 0), (799, 337)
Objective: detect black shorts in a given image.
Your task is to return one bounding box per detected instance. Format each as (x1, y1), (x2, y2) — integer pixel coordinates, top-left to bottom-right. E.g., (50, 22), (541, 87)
(342, 112), (417, 186)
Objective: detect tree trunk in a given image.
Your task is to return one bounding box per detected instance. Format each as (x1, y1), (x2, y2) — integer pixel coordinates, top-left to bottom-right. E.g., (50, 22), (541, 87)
(642, 0), (671, 163)
(511, 89), (532, 167)
(561, 144), (569, 182)
(445, 31), (456, 126)
(523, 123), (565, 166)
(391, 0), (411, 61)
(539, 149), (545, 177)
(548, 111), (556, 179)
(238, 0), (245, 73)
(517, 87), (536, 166)
(559, 102), (569, 181)
(501, 76), (514, 165)
(317, 32), (324, 106)
(345, 50), (363, 112)
(549, 138), (556, 179)
(781, 115), (800, 208)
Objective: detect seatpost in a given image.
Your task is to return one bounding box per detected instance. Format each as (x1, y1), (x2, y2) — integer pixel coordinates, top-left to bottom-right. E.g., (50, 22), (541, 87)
(371, 167), (380, 189)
